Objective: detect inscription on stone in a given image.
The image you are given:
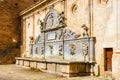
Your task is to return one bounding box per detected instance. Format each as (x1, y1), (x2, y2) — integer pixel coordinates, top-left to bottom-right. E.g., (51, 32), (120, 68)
(47, 32), (56, 40)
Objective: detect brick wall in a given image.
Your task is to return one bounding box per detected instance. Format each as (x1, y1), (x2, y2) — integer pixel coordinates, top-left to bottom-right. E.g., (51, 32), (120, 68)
(0, 0), (40, 64)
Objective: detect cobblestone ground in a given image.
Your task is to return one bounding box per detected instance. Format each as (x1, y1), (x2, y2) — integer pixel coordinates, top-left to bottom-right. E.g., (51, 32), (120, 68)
(0, 64), (111, 80)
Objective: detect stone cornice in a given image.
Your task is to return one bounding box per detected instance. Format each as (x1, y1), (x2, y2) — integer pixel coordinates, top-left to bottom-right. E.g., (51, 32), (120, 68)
(19, 0), (47, 16)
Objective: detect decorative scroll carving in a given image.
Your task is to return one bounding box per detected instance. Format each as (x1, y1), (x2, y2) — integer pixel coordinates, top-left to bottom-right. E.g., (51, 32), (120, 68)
(38, 19), (44, 31)
(58, 12), (66, 27)
(41, 46), (44, 55)
(63, 29), (80, 40)
(56, 29), (63, 40)
(59, 44), (63, 56)
(82, 41), (89, 56)
(69, 43), (76, 55)
(49, 44), (53, 55)
(81, 24), (89, 37)
(29, 36), (34, 44)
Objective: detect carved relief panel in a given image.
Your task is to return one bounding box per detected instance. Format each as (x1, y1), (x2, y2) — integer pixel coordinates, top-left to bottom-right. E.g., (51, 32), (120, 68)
(43, 9), (65, 59)
(28, 8), (95, 62)
(45, 42), (63, 59)
(44, 9), (59, 30)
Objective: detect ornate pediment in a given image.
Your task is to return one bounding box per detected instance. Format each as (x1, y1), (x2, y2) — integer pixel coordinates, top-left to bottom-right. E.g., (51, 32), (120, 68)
(41, 9), (65, 32)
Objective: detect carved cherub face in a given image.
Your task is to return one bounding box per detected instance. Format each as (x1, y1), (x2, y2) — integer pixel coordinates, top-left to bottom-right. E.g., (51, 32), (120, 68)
(69, 44), (76, 55)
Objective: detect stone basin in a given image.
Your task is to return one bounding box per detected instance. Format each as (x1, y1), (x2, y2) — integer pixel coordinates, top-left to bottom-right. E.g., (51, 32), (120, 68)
(15, 57), (94, 77)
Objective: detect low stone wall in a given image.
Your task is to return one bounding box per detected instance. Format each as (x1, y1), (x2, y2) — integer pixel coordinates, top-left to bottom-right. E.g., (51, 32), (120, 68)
(16, 57), (93, 77)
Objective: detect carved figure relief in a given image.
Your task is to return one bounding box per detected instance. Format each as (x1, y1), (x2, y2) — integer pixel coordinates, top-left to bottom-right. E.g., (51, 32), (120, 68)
(63, 29), (78, 40)
(58, 12), (65, 27)
(59, 45), (63, 56)
(37, 19), (43, 31)
(46, 14), (55, 28)
(69, 43), (76, 55)
(44, 9), (59, 29)
(44, 9), (65, 30)
(49, 44), (53, 55)
(81, 24), (89, 37)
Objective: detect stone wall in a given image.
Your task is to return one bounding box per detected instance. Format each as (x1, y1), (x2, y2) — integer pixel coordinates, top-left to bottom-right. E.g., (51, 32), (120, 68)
(92, 0), (116, 75)
(16, 0), (120, 78)
(0, 0), (40, 64)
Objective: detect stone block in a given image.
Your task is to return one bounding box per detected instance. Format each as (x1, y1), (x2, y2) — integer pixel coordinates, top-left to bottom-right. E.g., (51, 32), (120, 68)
(47, 63), (56, 73)
(56, 64), (62, 73)
(30, 61), (37, 68)
(19, 60), (24, 66)
(69, 63), (78, 73)
(37, 62), (46, 70)
(24, 60), (30, 67)
(94, 64), (99, 76)
(60, 64), (70, 73)
(56, 63), (79, 77)
(85, 63), (91, 73)
(16, 60), (19, 65)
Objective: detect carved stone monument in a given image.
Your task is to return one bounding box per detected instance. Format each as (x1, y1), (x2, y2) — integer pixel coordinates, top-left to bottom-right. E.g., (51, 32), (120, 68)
(16, 7), (95, 77)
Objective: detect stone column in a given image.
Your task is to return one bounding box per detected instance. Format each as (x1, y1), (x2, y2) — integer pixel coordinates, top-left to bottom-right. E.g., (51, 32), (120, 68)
(89, 37), (95, 62)
(89, 37), (95, 76)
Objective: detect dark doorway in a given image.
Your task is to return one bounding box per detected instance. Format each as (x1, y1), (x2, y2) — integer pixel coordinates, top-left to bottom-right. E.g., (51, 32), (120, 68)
(104, 48), (113, 71)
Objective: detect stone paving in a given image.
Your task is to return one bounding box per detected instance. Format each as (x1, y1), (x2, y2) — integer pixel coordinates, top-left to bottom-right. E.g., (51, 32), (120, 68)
(0, 64), (113, 80)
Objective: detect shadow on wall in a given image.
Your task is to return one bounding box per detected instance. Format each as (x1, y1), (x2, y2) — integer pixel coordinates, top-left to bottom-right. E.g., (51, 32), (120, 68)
(0, 49), (20, 64)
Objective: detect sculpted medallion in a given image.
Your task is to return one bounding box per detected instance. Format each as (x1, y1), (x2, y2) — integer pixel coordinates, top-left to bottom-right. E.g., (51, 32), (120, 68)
(69, 43), (76, 55)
